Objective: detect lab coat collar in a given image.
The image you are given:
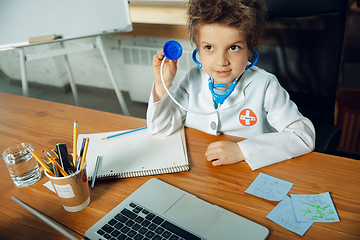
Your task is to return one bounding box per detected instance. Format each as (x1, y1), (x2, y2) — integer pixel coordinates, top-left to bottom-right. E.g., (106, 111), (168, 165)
(198, 69), (217, 111)
(198, 66), (260, 110)
(222, 67), (259, 108)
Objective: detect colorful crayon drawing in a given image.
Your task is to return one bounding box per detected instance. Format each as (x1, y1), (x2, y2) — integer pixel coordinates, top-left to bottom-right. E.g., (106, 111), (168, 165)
(301, 203), (336, 221)
(291, 192), (340, 223)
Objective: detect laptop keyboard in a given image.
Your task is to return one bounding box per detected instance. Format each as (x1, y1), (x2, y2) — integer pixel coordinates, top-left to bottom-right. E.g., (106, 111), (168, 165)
(96, 202), (201, 240)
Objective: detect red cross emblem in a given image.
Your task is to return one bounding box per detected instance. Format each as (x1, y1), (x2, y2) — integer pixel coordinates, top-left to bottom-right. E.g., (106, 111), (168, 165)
(239, 109), (257, 126)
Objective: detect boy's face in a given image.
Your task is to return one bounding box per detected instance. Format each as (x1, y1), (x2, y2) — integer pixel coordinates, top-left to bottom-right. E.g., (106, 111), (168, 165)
(197, 24), (250, 86)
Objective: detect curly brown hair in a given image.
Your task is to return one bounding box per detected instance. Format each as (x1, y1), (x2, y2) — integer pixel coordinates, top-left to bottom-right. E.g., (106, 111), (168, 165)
(187, 0), (266, 52)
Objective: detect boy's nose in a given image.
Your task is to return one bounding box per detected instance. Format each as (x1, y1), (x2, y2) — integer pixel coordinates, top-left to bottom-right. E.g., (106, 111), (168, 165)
(216, 52), (229, 66)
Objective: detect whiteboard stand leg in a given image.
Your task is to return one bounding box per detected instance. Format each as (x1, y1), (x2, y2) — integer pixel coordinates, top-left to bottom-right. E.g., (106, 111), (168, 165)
(60, 42), (81, 106)
(19, 48), (29, 97)
(95, 36), (130, 116)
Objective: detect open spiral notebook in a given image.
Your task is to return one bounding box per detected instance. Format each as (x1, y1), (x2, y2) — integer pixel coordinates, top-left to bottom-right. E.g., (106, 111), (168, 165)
(77, 126), (189, 180)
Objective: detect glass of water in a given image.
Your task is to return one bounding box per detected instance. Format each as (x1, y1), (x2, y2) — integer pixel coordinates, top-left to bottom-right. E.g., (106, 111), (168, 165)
(2, 143), (41, 187)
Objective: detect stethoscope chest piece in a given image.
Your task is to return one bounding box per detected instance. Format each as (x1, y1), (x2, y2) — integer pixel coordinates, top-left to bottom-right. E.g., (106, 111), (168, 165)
(163, 40), (183, 60)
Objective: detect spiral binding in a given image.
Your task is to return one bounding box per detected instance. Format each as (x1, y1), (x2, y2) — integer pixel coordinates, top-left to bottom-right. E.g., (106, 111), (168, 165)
(88, 165), (190, 180)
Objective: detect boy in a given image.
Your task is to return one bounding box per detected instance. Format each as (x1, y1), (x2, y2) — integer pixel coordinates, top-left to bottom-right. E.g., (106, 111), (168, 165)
(147, 0), (315, 170)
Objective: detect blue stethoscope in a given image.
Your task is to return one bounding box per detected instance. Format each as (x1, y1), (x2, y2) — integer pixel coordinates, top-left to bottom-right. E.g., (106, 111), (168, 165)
(161, 40), (258, 115)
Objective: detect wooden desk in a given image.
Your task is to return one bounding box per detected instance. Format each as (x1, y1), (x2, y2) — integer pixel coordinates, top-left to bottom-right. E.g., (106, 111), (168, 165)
(0, 92), (359, 240)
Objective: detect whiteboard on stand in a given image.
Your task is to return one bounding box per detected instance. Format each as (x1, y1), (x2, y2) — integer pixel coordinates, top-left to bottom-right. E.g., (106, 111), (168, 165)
(0, 0), (132, 50)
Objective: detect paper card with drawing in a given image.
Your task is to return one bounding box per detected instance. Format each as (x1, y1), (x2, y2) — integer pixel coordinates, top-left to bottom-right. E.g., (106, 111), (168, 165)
(290, 192), (340, 223)
(267, 196), (313, 236)
(245, 173), (293, 201)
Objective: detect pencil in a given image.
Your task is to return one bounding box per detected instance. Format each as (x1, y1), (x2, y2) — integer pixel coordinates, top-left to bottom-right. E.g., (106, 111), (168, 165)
(41, 158), (54, 172)
(44, 151), (56, 162)
(45, 159), (54, 171)
(28, 146), (55, 177)
(91, 156), (101, 190)
(75, 138), (86, 171)
(51, 149), (59, 160)
(80, 138), (89, 170)
(44, 151), (68, 177)
(102, 126), (147, 140)
(52, 162), (58, 177)
(73, 121), (78, 168)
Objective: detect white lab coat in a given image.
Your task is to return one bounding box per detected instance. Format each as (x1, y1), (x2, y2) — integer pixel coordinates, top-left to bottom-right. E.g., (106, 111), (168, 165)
(147, 65), (315, 170)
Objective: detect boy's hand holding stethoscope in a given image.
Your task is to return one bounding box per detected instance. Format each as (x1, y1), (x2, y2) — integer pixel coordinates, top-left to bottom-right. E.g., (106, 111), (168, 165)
(152, 50), (178, 102)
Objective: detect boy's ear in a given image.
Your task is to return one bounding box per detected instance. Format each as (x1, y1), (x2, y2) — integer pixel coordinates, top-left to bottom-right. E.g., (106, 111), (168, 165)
(249, 40), (260, 57)
(254, 39), (260, 49)
(248, 40), (260, 60)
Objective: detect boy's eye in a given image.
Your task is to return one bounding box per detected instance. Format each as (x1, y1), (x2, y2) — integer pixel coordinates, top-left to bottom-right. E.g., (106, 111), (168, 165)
(229, 45), (241, 51)
(205, 45), (214, 51)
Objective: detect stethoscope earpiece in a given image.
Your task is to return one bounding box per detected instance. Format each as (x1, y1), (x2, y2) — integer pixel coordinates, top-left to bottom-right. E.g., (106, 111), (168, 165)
(245, 49), (258, 70)
(192, 48), (202, 69)
(163, 40), (183, 60)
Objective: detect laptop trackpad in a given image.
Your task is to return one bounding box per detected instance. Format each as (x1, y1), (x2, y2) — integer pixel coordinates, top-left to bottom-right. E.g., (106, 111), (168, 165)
(165, 195), (223, 234)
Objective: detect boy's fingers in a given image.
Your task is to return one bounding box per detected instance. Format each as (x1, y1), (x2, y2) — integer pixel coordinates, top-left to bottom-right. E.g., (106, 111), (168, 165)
(205, 143), (221, 161)
(157, 50), (164, 59)
(206, 152), (218, 162)
(212, 159), (223, 166)
(153, 51), (164, 63)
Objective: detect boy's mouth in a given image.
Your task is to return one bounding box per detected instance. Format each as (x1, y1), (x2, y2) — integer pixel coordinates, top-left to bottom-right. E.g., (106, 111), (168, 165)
(215, 70), (231, 77)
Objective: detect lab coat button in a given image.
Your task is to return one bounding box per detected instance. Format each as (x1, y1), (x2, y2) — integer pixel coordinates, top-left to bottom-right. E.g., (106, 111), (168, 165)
(210, 121), (217, 130)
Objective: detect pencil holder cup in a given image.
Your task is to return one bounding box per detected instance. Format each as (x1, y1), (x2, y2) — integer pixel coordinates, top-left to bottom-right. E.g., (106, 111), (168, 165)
(45, 163), (90, 212)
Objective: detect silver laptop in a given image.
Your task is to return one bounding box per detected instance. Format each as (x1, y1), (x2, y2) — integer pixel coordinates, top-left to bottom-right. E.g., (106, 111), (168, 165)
(85, 178), (269, 240)
(13, 178), (268, 239)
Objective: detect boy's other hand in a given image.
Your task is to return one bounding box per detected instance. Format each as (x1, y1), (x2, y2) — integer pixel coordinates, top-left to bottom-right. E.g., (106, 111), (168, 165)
(205, 141), (245, 166)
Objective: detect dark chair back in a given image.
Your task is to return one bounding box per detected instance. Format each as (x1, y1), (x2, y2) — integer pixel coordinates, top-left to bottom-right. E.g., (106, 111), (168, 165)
(256, 0), (348, 153)
(258, 0), (347, 128)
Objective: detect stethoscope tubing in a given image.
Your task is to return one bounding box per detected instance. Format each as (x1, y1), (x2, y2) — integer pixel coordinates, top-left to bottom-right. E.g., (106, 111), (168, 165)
(160, 57), (222, 115)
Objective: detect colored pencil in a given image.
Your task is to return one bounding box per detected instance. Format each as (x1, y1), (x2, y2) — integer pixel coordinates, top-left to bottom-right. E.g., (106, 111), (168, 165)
(79, 138), (89, 170)
(28, 146), (54, 177)
(102, 126), (147, 140)
(44, 151), (68, 177)
(73, 121), (78, 168)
